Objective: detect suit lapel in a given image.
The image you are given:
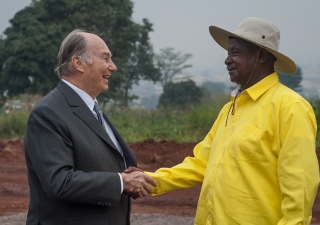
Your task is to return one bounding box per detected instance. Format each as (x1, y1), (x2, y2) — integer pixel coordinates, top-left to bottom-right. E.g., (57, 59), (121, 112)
(57, 81), (119, 152)
(103, 115), (137, 167)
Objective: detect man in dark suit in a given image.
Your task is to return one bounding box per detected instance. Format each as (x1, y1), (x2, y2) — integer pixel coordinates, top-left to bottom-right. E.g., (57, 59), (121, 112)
(24, 29), (157, 225)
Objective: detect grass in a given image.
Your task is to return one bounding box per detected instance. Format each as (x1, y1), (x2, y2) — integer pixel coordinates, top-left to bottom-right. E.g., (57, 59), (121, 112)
(0, 96), (319, 147)
(106, 102), (223, 143)
(0, 109), (29, 139)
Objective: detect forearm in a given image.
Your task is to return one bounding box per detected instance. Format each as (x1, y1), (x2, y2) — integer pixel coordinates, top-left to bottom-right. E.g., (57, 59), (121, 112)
(145, 155), (206, 195)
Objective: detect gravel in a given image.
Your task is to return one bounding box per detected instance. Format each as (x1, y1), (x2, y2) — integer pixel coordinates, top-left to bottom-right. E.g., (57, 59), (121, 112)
(0, 212), (195, 225)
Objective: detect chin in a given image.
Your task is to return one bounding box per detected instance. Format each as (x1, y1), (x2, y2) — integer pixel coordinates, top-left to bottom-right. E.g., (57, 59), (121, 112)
(230, 77), (238, 83)
(101, 85), (109, 91)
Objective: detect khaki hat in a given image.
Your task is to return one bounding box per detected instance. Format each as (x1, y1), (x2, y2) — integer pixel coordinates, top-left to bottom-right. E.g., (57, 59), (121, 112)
(209, 17), (296, 74)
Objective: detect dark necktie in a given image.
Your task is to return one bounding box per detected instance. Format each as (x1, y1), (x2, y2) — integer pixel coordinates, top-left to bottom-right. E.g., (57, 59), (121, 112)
(94, 102), (126, 163)
(94, 102), (106, 130)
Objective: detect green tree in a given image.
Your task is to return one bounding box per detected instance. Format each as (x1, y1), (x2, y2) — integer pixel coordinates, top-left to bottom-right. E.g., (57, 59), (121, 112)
(0, 0), (158, 105)
(201, 81), (227, 95)
(155, 48), (192, 87)
(278, 66), (303, 92)
(141, 95), (158, 109)
(117, 19), (160, 107)
(158, 80), (202, 109)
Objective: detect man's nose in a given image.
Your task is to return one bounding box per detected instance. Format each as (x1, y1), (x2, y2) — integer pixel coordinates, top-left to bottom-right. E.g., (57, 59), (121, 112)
(109, 60), (117, 72)
(224, 55), (232, 65)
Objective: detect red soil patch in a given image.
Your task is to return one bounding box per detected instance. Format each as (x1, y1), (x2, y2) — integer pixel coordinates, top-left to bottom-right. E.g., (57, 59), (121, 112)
(0, 138), (319, 222)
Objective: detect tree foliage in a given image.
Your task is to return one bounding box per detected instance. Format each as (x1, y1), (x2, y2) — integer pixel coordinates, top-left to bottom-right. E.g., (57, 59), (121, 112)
(0, 0), (158, 105)
(278, 66), (303, 92)
(155, 48), (192, 87)
(201, 81), (227, 95)
(118, 18), (161, 107)
(158, 80), (202, 109)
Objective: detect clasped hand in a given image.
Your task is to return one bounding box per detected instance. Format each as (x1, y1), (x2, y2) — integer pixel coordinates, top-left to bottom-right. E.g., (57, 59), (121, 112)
(121, 167), (157, 199)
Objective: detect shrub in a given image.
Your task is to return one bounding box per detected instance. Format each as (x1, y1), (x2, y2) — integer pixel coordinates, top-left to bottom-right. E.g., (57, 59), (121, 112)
(0, 110), (29, 139)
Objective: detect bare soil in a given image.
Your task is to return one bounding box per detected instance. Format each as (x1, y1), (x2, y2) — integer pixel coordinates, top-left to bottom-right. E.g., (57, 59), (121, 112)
(0, 138), (319, 223)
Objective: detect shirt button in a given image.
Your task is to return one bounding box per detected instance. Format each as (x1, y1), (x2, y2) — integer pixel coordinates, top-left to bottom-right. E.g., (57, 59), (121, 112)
(230, 126), (233, 130)
(221, 147), (225, 152)
(239, 107), (242, 110)
(208, 215), (212, 221)
(212, 169), (216, 173)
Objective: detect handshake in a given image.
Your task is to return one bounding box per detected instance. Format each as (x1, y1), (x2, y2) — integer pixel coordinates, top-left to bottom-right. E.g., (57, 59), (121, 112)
(121, 167), (157, 199)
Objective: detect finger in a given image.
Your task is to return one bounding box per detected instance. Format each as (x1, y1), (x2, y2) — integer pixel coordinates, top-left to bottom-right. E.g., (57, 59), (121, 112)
(123, 168), (132, 173)
(128, 166), (144, 172)
(135, 192), (143, 199)
(143, 183), (154, 195)
(131, 193), (142, 199)
(139, 187), (149, 197)
(123, 167), (144, 174)
(143, 174), (158, 187)
(130, 189), (142, 199)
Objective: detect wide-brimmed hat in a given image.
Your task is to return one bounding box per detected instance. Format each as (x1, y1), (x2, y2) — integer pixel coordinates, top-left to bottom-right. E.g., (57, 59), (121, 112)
(209, 17), (296, 74)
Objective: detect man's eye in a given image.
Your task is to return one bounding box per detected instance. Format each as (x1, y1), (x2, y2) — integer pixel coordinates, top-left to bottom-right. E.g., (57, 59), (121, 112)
(231, 51), (238, 56)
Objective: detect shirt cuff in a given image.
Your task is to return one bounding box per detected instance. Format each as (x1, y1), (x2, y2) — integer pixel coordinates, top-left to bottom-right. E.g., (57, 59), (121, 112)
(118, 173), (123, 193)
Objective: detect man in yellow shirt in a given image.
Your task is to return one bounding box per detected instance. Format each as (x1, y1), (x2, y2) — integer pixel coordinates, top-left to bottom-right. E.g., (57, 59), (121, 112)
(142, 17), (319, 224)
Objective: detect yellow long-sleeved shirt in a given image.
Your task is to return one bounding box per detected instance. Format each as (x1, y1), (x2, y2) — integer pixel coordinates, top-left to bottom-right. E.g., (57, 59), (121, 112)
(146, 72), (319, 225)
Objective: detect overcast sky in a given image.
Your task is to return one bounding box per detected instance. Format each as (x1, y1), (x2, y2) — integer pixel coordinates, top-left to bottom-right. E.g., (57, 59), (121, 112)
(0, 0), (319, 95)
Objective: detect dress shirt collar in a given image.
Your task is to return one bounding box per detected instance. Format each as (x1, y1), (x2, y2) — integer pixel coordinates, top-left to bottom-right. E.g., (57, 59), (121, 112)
(231, 72), (279, 101)
(61, 79), (97, 111)
(246, 72), (279, 101)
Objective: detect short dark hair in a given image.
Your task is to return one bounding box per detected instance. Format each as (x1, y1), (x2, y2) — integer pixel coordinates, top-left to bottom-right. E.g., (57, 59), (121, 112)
(55, 29), (92, 78)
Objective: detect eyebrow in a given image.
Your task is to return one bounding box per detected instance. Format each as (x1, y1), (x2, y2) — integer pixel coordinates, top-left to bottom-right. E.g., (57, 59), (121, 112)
(100, 52), (112, 58)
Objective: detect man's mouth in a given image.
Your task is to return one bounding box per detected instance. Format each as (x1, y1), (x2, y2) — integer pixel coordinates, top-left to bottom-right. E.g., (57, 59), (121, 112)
(102, 75), (109, 80)
(227, 66), (235, 72)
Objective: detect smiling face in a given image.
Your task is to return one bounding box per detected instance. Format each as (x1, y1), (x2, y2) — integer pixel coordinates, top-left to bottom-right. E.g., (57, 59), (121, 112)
(81, 34), (117, 99)
(224, 37), (259, 87)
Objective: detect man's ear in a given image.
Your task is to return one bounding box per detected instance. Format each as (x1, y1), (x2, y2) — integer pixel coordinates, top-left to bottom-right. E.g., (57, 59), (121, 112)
(71, 56), (85, 73)
(258, 48), (268, 63)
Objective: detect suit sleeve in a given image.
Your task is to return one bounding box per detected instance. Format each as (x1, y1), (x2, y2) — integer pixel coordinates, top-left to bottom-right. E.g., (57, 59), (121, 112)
(276, 102), (319, 224)
(25, 104), (122, 206)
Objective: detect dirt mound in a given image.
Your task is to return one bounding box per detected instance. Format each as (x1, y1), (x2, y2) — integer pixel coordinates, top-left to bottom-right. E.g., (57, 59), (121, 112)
(0, 138), (320, 222)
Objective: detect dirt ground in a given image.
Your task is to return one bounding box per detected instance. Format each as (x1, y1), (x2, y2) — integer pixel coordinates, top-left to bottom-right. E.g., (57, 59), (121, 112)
(0, 138), (320, 223)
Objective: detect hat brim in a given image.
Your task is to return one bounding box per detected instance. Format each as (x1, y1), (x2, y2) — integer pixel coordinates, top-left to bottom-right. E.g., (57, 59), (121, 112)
(209, 26), (297, 74)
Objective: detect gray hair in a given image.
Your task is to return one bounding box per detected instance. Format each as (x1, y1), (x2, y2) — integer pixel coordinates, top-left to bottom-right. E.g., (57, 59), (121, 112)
(55, 29), (92, 78)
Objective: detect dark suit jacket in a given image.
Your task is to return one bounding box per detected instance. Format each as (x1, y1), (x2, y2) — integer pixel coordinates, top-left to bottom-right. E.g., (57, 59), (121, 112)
(24, 81), (137, 225)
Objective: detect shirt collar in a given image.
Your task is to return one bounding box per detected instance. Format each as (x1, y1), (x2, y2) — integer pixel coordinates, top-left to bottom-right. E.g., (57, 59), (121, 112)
(246, 72), (279, 101)
(231, 72), (279, 101)
(61, 79), (97, 111)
